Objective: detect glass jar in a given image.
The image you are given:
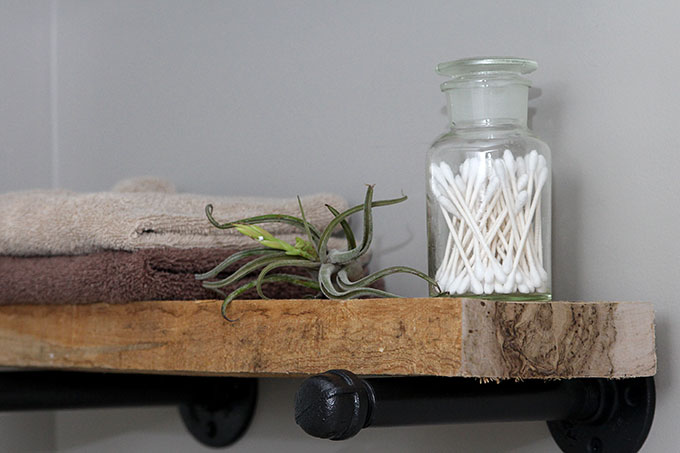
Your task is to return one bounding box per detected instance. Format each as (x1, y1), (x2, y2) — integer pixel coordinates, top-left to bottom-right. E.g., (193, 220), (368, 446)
(426, 57), (551, 300)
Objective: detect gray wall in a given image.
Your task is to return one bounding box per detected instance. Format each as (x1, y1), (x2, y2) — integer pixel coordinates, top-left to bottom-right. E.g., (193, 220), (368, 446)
(1, 1), (678, 451)
(0, 1), (55, 450)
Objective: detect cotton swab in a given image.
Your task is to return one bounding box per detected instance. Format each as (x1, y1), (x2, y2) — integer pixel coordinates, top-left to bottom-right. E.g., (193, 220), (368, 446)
(432, 171), (483, 293)
(430, 149), (548, 296)
(509, 167), (548, 277)
(437, 162), (508, 284)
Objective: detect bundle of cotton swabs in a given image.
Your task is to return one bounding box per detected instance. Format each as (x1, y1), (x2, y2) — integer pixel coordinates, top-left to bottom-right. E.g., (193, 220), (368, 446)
(430, 149), (548, 296)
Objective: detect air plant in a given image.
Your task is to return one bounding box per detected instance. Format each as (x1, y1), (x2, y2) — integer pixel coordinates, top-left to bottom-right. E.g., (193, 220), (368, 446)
(196, 185), (441, 321)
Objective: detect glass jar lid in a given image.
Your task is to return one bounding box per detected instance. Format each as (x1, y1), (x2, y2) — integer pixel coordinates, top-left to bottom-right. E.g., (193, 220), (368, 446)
(437, 57), (537, 91)
(436, 57), (537, 77)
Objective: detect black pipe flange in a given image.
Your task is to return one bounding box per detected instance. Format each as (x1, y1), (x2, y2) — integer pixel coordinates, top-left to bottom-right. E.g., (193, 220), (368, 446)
(547, 377), (655, 453)
(179, 378), (257, 448)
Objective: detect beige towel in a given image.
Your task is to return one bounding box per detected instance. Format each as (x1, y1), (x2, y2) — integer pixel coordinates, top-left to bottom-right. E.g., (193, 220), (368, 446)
(0, 183), (347, 256)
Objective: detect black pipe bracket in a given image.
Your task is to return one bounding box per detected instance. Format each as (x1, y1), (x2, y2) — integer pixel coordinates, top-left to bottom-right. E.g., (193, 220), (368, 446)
(179, 377), (258, 448)
(547, 377), (655, 453)
(295, 370), (655, 453)
(0, 371), (257, 448)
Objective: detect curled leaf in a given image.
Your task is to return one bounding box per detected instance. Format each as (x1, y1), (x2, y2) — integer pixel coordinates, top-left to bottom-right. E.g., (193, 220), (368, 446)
(297, 196), (319, 259)
(205, 204), (322, 239)
(326, 204), (356, 250)
(201, 253), (288, 289)
(220, 274), (322, 321)
(255, 259), (320, 299)
(317, 191), (408, 264)
(195, 248), (282, 281)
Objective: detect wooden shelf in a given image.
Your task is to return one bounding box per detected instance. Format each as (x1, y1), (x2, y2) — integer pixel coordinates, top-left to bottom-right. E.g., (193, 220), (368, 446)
(0, 298), (655, 379)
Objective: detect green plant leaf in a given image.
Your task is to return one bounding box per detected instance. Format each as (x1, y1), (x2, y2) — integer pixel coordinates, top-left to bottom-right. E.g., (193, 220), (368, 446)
(233, 223), (276, 242)
(318, 262), (399, 299)
(328, 287), (399, 299)
(201, 253), (288, 288)
(195, 248), (282, 281)
(221, 274), (322, 321)
(293, 237), (317, 260)
(317, 191), (408, 263)
(233, 223), (315, 259)
(327, 184), (375, 265)
(337, 265), (440, 293)
(255, 259), (321, 299)
(297, 196), (319, 259)
(205, 204), (322, 239)
(326, 204), (357, 250)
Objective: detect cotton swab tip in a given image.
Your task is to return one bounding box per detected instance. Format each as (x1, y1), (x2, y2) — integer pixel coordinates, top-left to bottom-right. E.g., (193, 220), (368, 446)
(517, 174), (528, 191)
(470, 277), (483, 295)
(502, 250), (513, 274)
(438, 161), (456, 186)
(430, 173), (443, 192)
(516, 156), (526, 176)
(473, 255), (485, 281)
(484, 266), (495, 284)
(437, 195), (459, 217)
(528, 150), (538, 171)
(537, 154), (547, 170)
(467, 157), (479, 186)
(447, 273), (463, 294)
(475, 155), (487, 184)
(431, 166), (448, 191)
(460, 161), (469, 183)
(503, 150), (515, 175)
(492, 262), (507, 284)
(502, 274), (516, 293)
(493, 160), (507, 182)
(454, 174), (466, 193)
(529, 268), (542, 288)
(457, 275), (471, 294)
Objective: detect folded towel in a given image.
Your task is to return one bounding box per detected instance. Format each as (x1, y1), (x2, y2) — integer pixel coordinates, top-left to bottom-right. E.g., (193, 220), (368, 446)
(0, 242), (355, 305)
(0, 188), (347, 256)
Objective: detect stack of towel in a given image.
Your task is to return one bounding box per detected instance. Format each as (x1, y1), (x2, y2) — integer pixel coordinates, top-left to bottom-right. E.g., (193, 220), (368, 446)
(0, 178), (350, 305)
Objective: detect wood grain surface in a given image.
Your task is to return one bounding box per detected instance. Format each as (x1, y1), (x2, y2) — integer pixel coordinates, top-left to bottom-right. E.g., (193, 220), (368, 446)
(0, 298), (656, 379)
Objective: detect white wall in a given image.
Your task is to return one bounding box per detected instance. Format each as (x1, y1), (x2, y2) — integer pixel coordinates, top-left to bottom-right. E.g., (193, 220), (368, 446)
(2, 0), (679, 451)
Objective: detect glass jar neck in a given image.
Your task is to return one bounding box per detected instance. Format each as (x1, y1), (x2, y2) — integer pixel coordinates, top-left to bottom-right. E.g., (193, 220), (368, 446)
(445, 81), (528, 129)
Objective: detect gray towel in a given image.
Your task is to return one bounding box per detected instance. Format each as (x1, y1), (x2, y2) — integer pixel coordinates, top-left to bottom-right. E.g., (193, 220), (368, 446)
(0, 180), (347, 256)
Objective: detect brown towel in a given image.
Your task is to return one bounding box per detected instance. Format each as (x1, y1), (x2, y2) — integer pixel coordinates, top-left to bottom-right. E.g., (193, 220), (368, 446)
(0, 246), (358, 305)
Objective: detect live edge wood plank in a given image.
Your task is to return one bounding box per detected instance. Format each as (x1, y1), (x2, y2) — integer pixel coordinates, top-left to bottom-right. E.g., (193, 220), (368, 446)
(0, 298), (655, 379)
